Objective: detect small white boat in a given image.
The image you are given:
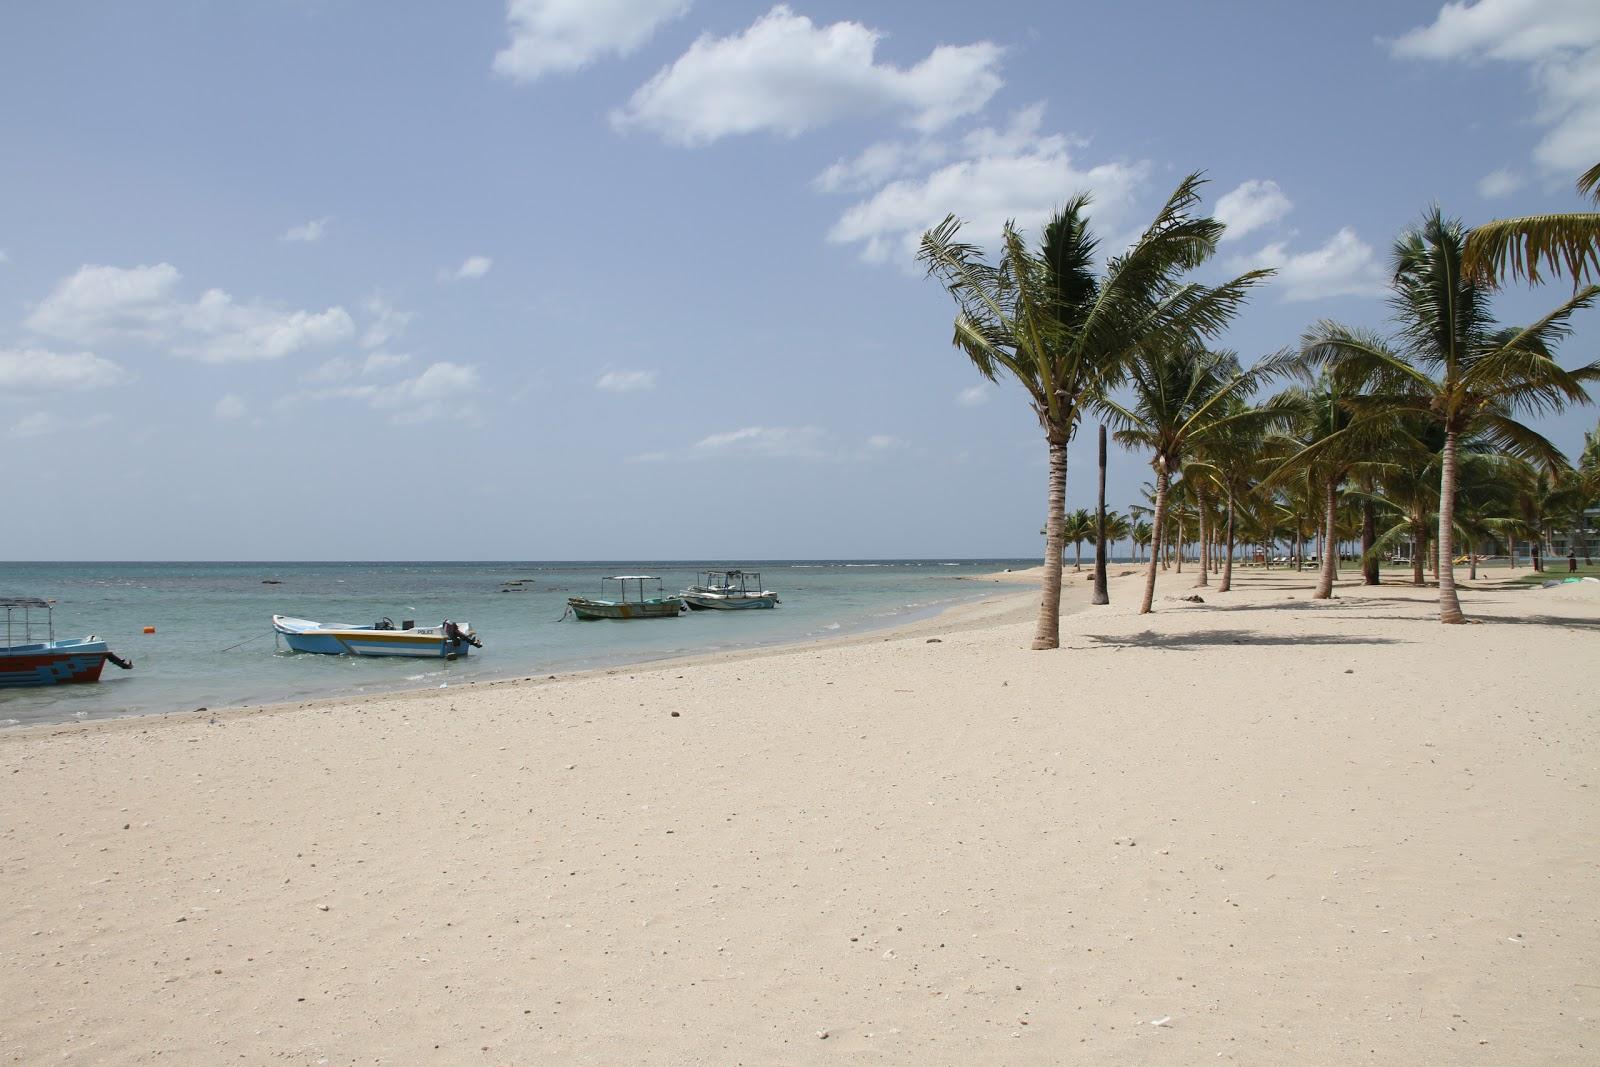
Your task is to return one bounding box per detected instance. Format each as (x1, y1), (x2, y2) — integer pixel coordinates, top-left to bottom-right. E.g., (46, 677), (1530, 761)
(272, 615), (481, 658)
(680, 570), (780, 611)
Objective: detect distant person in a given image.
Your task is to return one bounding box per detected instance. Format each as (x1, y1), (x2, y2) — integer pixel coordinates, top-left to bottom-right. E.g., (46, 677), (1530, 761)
(1570, 547), (1579, 573)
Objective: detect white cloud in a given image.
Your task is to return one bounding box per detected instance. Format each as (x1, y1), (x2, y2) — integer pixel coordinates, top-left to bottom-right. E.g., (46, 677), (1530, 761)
(214, 394), (248, 420)
(281, 217), (330, 243)
(25, 263), (353, 364)
(1236, 228), (1387, 302)
(692, 424), (829, 459)
(441, 255), (493, 282)
(9, 411), (111, 440)
(613, 5), (1003, 145)
(596, 369), (657, 392)
(361, 295), (414, 349)
(865, 433), (904, 450)
(290, 361), (482, 424)
(825, 106), (1148, 265)
(814, 137), (949, 195)
(1214, 179), (1293, 242)
(493, 0), (691, 82)
(1391, 0), (1600, 174)
(303, 351), (416, 385)
(956, 383), (993, 407)
(0, 347), (133, 391)
(1477, 167), (1527, 197)
(0, 249), (9, 264)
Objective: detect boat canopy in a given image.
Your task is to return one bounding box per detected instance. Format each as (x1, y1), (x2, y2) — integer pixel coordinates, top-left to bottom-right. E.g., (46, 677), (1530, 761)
(0, 597), (52, 608)
(607, 575), (660, 581)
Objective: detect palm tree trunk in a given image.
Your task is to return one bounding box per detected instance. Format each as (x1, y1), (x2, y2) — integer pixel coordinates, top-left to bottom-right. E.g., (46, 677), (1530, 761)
(1033, 430), (1068, 649)
(1220, 487), (1236, 593)
(1073, 540), (1082, 572)
(1361, 500), (1379, 585)
(1139, 462), (1170, 615)
(1092, 424), (1109, 606)
(1437, 430), (1466, 624)
(1315, 479), (1338, 599)
(1411, 518), (1426, 586)
(1193, 484), (1209, 587)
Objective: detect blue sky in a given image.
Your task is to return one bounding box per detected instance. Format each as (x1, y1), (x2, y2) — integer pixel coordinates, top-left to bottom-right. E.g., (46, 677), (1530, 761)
(2, 0), (1597, 560)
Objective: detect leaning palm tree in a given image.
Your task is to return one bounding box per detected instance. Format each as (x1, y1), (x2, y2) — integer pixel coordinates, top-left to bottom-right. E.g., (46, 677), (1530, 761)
(1295, 208), (1599, 622)
(1104, 345), (1264, 613)
(1463, 161), (1600, 285)
(919, 173), (1270, 648)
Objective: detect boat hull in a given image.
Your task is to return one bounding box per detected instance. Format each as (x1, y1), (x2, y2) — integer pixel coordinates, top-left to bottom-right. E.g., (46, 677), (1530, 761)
(682, 593), (779, 610)
(568, 597), (684, 620)
(0, 639), (110, 688)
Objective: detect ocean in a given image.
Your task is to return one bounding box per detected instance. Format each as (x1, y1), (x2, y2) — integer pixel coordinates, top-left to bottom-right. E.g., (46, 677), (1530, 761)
(0, 560), (1040, 728)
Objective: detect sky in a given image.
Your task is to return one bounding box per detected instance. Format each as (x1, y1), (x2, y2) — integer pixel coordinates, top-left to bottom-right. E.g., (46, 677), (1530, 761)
(2, 0), (1598, 561)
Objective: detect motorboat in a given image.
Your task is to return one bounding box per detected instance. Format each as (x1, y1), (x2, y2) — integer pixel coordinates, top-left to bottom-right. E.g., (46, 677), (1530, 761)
(0, 597), (133, 687)
(566, 576), (684, 620)
(680, 570), (780, 611)
(272, 615), (482, 658)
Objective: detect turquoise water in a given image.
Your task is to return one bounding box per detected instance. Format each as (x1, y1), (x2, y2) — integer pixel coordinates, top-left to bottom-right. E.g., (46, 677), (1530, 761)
(0, 560), (1036, 727)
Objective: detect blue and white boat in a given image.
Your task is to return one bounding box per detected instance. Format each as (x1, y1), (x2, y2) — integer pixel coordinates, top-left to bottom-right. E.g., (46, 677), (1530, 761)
(680, 570), (780, 611)
(1, 597), (133, 688)
(272, 615), (481, 659)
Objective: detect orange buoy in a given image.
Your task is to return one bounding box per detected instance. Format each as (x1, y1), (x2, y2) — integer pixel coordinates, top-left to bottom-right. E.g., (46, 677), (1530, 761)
(142, 626), (156, 634)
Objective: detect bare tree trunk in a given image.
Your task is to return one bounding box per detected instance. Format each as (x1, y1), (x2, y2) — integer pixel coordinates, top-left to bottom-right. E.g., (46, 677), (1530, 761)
(1092, 424), (1109, 606)
(1033, 430), (1068, 648)
(1437, 430), (1466, 624)
(1193, 483), (1209, 587)
(1362, 500), (1379, 585)
(1139, 462), (1170, 615)
(1220, 487), (1236, 593)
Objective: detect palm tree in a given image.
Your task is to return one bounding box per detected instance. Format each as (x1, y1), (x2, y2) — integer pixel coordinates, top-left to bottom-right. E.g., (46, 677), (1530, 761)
(1104, 346), (1263, 613)
(1260, 376), (1390, 599)
(1296, 208), (1599, 623)
(1062, 508), (1095, 571)
(919, 173), (1269, 648)
(1463, 161), (1600, 285)
(1197, 398), (1271, 593)
(1131, 519), (1153, 562)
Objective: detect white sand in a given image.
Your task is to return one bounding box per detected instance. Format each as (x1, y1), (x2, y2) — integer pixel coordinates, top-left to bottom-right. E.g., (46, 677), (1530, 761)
(3, 569), (1596, 1064)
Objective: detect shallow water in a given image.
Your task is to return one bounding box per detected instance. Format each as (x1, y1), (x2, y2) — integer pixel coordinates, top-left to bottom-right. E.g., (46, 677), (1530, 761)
(0, 560), (1042, 727)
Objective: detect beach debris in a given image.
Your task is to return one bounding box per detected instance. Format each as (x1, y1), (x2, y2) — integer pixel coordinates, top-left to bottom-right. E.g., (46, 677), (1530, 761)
(926, 638), (942, 643)
(1149, 1016), (1172, 1027)
(671, 711), (680, 717)
(1178, 594), (1204, 603)
(816, 1030), (830, 1040)
(317, 904), (330, 911)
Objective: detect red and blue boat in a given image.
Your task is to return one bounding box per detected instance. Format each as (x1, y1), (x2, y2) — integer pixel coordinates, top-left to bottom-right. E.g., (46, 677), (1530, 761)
(0, 597), (133, 688)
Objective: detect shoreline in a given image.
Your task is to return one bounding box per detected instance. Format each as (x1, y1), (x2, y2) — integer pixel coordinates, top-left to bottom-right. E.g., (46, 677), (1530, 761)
(0, 569), (1093, 744)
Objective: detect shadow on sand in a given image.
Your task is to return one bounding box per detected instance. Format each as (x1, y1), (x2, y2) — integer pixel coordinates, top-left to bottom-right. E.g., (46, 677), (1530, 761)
(1078, 628), (1404, 651)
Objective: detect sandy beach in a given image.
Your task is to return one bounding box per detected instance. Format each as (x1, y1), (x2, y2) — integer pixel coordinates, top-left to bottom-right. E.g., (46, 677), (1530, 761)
(3, 567), (1597, 1065)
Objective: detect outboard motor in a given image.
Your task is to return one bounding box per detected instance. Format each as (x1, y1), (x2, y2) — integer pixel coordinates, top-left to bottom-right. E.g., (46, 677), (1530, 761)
(442, 620), (482, 649)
